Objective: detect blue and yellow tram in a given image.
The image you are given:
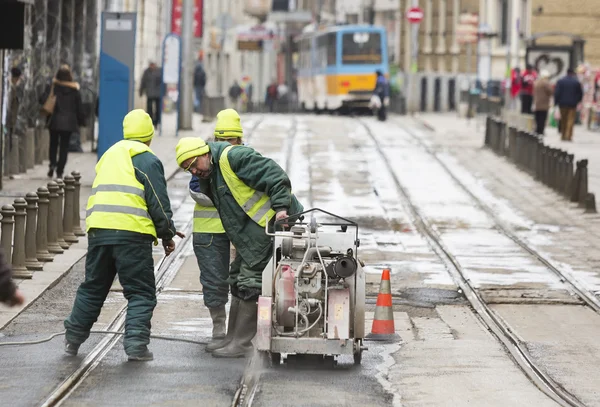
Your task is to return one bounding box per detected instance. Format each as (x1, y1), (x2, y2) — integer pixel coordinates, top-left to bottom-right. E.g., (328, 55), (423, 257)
(296, 25), (388, 112)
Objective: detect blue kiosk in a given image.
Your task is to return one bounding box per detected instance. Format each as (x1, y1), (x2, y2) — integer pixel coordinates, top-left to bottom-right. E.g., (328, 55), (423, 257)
(97, 12), (137, 160)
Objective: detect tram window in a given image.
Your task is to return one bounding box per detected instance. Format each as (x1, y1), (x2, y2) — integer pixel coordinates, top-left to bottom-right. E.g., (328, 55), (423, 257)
(327, 33), (337, 66)
(341, 32), (382, 65)
(317, 35), (328, 68)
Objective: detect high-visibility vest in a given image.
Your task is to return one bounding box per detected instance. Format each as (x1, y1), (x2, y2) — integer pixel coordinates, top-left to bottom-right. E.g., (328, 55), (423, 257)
(193, 203), (225, 233)
(218, 145), (276, 227)
(86, 140), (157, 238)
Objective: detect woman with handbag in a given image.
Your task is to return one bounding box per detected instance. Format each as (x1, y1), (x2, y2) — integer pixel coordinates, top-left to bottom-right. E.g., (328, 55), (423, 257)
(41, 67), (85, 179)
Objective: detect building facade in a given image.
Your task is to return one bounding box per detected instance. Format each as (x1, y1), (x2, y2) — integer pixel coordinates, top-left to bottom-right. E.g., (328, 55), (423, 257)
(529, 0), (600, 69)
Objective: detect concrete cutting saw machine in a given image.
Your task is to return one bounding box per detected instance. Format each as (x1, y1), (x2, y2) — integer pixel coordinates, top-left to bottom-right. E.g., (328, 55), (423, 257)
(257, 208), (366, 365)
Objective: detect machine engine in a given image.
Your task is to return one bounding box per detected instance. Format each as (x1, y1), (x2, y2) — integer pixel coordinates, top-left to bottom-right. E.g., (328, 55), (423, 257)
(257, 210), (365, 364)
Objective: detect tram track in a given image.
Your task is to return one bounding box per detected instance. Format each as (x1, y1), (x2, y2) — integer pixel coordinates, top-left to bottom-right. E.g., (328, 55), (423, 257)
(359, 118), (588, 407)
(39, 116), (267, 407)
(395, 118), (600, 313)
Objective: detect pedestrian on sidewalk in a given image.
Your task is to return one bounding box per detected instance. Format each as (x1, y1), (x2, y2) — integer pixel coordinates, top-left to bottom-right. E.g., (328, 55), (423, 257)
(533, 70), (554, 136)
(555, 68), (584, 141)
(228, 81), (243, 111)
(507, 67), (522, 111)
(175, 135), (304, 358)
(6, 67), (24, 173)
(64, 109), (184, 362)
(0, 249), (25, 307)
(139, 61), (162, 127)
(193, 53), (207, 114)
(265, 80), (278, 112)
(373, 70), (390, 121)
(520, 64), (537, 114)
(189, 109), (244, 351)
(43, 67), (85, 179)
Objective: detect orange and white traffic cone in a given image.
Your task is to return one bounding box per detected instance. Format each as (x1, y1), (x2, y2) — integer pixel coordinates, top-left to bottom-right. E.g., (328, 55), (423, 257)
(366, 268), (400, 342)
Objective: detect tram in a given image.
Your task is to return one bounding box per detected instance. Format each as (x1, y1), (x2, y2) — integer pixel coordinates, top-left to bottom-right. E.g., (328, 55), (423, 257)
(296, 24), (388, 112)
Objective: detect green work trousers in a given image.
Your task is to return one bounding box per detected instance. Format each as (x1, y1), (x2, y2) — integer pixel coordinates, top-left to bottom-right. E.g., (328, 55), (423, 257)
(64, 242), (156, 356)
(193, 232), (230, 309)
(227, 250), (272, 301)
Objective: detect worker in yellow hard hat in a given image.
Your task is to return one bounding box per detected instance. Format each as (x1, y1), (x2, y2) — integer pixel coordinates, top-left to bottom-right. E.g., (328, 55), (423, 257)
(189, 109), (243, 349)
(64, 109), (184, 362)
(176, 116), (304, 358)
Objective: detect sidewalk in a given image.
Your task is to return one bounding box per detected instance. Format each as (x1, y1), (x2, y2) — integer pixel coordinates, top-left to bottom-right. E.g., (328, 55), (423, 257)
(0, 112), (214, 329)
(414, 112), (600, 197)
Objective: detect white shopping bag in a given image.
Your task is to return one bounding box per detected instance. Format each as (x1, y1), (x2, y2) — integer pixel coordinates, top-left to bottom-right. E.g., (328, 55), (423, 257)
(369, 94), (381, 109)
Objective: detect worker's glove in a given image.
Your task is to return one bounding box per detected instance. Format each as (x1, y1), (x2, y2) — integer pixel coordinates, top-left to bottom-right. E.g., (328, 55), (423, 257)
(384, 97), (390, 107)
(162, 239), (176, 256)
(275, 210), (289, 229)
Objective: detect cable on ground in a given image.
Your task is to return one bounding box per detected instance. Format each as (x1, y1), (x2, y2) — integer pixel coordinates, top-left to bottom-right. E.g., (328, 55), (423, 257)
(0, 330), (210, 347)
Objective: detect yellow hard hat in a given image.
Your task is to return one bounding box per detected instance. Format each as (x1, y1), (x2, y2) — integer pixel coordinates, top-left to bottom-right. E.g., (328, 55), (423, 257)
(213, 109), (243, 138)
(123, 109), (154, 142)
(175, 137), (210, 167)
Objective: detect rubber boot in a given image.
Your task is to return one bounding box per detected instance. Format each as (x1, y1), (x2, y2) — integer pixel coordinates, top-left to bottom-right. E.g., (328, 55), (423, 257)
(64, 339), (80, 356)
(208, 306), (227, 345)
(205, 297), (240, 352)
(127, 346), (154, 362)
(212, 299), (257, 358)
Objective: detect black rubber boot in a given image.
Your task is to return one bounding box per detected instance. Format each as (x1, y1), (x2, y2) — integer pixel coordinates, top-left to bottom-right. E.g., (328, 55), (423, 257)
(205, 297), (240, 352)
(208, 306), (227, 343)
(212, 299), (257, 358)
(127, 346), (154, 361)
(64, 339), (80, 356)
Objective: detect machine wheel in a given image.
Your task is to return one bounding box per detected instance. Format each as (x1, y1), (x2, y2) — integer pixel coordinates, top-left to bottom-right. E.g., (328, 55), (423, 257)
(353, 349), (362, 365)
(354, 339), (363, 365)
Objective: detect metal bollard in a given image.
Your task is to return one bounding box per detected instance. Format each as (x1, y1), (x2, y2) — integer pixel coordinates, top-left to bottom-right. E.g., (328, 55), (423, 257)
(12, 198), (32, 278)
(34, 127), (43, 165)
(515, 131), (523, 167)
(55, 179), (70, 249)
(62, 175), (79, 243)
(571, 160), (582, 202)
(1, 205), (15, 266)
(47, 181), (64, 254)
(25, 128), (35, 170)
(485, 116), (491, 147)
(36, 187), (54, 261)
(508, 127), (517, 162)
(530, 136), (539, 175)
(499, 122), (507, 156)
(24, 192), (44, 271)
(578, 159), (589, 208)
(71, 171), (85, 236)
(564, 154), (574, 199)
(551, 149), (560, 190)
(585, 193), (597, 214)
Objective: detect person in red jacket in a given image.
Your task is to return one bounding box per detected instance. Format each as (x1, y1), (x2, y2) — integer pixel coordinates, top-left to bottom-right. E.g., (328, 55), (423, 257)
(0, 249), (25, 307)
(520, 64), (538, 114)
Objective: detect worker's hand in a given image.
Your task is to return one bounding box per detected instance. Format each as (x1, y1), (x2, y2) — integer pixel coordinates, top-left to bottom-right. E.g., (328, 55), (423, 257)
(276, 210), (289, 229)
(175, 231), (186, 239)
(6, 289), (25, 307)
(162, 239), (176, 256)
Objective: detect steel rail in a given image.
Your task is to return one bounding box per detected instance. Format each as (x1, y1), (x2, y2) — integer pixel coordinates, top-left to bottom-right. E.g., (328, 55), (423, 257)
(360, 118), (586, 407)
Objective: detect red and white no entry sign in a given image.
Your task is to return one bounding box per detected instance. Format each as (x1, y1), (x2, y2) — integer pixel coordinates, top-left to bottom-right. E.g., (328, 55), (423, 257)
(406, 7), (424, 24)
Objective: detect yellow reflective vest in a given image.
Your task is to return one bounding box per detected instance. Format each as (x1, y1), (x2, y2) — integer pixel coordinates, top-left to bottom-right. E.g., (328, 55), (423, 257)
(193, 203), (225, 234)
(218, 145), (276, 227)
(86, 140), (157, 238)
